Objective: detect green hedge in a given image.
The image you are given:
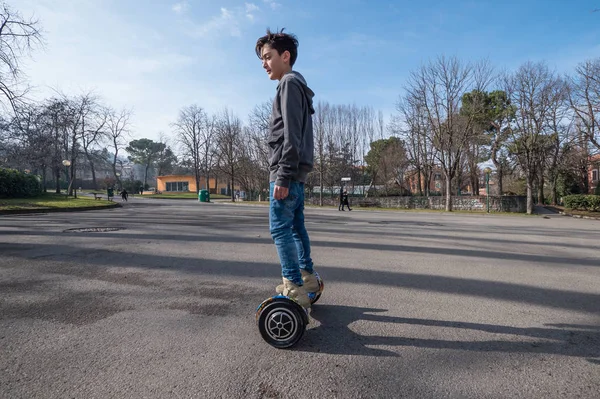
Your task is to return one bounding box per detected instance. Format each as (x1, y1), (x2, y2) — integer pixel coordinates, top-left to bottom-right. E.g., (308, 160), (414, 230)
(0, 168), (43, 198)
(563, 194), (600, 212)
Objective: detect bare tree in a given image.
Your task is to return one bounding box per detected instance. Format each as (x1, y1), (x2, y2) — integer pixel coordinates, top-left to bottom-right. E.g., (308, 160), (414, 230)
(62, 94), (94, 197)
(172, 104), (206, 194)
(79, 95), (107, 190)
(247, 100), (273, 198)
(38, 98), (71, 193)
(405, 56), (492, 210)
(569, 58), (600, 152)
(11, 103), (52, 189)
(504, 62), (563, 214)
(202, 114), (219, 192)
(215, 108), (242, 201)
(312, 101), (329, 204)
(106, 107), (132, 189)
(394, 97), (438, 196)
(535, 77), (569, 205)
(235, 126), (267, 200)
(0, 3), (42, 112)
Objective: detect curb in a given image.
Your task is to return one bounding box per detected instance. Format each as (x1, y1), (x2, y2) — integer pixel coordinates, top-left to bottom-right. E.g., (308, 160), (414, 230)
(0, 203), (122, 215)
(543, 206), (600, 221)
(556, 210), (600, 221)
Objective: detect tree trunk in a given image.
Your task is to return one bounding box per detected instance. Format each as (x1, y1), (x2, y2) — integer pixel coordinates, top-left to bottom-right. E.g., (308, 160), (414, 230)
(496, 168), (503, 196)
(319, 168), (323, 206)
(144, 164), (149, 189)
(90, 161), (97, 190)
(537, 170), (545, 205)
(365, 178), (374, 198)
(41, 166), (47, 193)
(550, 177), (559, 206)
(197, 156), (202, 193)
(581, 165), (589, 193)
(526, 178), (534, 215)
(68, 159), (76, 197)
(230, 163), (235, 202)
(112, 140), (121, 189)
(55, 167), (61, 193)
(445, 176), (452, 211)
(416, 168), (423, 196)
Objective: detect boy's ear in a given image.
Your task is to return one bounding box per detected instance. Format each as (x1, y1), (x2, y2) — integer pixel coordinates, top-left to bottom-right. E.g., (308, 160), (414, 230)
(282, 50), (291, 65)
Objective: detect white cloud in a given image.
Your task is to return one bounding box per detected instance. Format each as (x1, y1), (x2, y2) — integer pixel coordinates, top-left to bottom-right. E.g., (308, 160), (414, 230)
(172, 1), (188, 14)
(183, 5), (263, 38)
(245, 2), (259, 21)
(246, 3), (259, 13)
(263, 0), (281, 10)
(16, 0), (271, 144)
(190, 7), (240, 37)
(246, 3), (260, 22)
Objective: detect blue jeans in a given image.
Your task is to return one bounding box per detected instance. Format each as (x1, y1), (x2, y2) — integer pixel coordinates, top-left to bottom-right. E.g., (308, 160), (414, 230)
(269, 181), (314, 286)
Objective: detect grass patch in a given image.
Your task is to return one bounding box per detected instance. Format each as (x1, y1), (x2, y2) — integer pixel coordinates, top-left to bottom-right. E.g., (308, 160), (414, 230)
(144, 192), (230, 199)
(0, 193), (118, 211)
(546, 205), (600, 219)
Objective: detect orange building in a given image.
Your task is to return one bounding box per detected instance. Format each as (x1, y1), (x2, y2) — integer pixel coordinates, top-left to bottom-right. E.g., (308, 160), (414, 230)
(156, 175), (239, 194)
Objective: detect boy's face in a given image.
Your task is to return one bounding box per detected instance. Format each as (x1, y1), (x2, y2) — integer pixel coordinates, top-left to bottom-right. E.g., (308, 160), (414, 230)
(260, 44), (290, 81)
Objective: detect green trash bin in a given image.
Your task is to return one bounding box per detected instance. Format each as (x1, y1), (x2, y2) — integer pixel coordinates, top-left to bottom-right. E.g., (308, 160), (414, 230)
(199, 189), (210, 203)
(107, 187), (114, 201)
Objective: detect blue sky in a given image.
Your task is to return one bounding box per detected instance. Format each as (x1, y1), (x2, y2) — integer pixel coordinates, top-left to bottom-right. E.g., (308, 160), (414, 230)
(17, 0), (600, 142)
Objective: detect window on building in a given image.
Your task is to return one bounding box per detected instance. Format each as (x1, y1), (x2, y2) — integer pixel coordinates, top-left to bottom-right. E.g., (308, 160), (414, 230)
(166, 181), (189, 192)
(593, 170), (598, 182)
(434, 173), (442, 181)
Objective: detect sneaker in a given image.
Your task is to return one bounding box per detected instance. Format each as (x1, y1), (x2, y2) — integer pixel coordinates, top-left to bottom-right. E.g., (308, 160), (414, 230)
(300, 269), (320, 293)
(276, 270), (320, 294)
(279, 278), (311, 309)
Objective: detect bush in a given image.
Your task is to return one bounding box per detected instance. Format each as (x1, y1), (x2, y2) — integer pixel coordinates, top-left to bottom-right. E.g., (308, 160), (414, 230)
(122, 179), (144, 193)
(0, 168), (43, 198)
(563, 194), (600, 212)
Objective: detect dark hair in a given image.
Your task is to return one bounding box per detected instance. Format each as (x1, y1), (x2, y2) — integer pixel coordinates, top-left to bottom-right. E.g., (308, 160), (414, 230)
(255, 28), (299, 67)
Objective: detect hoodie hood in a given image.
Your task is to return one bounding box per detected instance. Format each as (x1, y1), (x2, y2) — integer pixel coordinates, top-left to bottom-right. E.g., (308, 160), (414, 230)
(279, 71), (315, 114)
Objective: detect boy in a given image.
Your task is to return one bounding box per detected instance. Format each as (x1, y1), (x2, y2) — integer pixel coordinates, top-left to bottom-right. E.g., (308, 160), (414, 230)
(256, 29), (319, 309)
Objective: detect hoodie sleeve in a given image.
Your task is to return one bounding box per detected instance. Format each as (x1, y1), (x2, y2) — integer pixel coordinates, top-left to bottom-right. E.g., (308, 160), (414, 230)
(276, 78), (304, 188)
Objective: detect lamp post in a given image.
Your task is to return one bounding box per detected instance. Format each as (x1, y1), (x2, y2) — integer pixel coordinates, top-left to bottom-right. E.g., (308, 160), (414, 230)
(484, 167), (492, 213)
(62, 160), (72, 198)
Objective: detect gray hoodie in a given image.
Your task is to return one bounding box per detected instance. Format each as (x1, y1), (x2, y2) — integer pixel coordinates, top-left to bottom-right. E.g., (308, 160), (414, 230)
(268, 71), (315, 188)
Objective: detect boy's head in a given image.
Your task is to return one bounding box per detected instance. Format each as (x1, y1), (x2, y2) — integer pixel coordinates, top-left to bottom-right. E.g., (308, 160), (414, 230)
(255, 28), (298, 81)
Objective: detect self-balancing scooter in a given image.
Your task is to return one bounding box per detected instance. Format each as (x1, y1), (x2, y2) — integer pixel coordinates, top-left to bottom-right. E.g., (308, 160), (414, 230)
(256, 272), (324, 348)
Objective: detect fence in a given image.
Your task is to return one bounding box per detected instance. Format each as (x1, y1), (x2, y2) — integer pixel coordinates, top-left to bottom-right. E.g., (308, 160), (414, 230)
(306, 195), (527, 213)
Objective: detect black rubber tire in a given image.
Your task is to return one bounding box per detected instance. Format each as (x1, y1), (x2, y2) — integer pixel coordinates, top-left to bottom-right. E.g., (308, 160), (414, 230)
(257, 298), (307, 349)
(311, 292), (321, 305)
(310, 276), (324, 305)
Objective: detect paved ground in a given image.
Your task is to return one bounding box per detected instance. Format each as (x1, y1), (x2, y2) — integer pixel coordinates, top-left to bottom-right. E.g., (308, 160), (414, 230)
(1, 198), (599, 398)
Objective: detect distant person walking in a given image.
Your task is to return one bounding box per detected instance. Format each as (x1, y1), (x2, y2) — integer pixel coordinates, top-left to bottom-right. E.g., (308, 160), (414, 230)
(121, 189), (128, 202)
(341, 189), (352, 211)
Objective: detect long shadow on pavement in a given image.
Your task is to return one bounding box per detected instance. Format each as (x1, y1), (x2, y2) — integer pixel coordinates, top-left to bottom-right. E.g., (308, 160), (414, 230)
(2, 242), (599, 315)
(298, 305), (600, 363)
(2, 231), (599, 268)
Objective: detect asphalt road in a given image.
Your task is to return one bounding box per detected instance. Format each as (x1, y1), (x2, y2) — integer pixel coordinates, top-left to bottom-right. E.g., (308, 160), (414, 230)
(1, 198), (599, 398)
